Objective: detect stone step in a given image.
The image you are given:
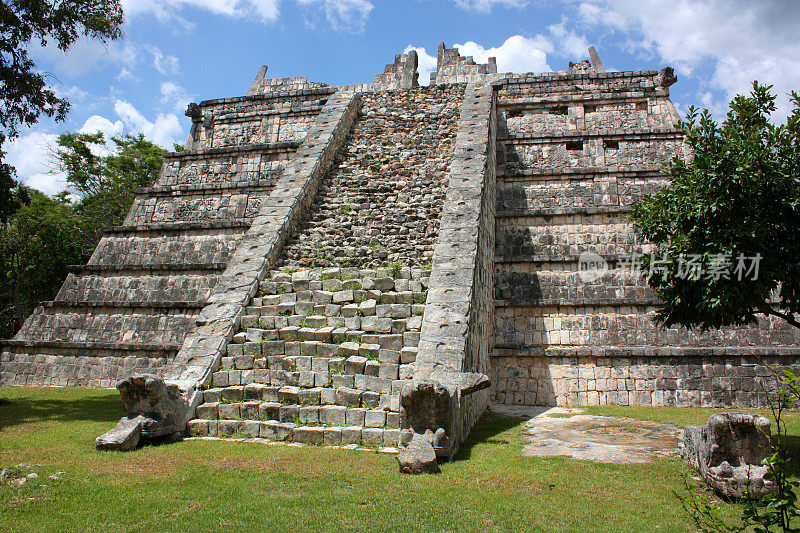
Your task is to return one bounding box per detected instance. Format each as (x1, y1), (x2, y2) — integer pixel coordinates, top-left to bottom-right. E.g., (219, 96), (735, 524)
(104, 219), (252, 235)
(196, 398), (399, 427)
(13, 307), (197, 347)
(233, 320), (421, 343)
(71, 263), (227, 274)
(44, 300), (206, 310)
(225, 337), (418, 363)
(163, 140), (303, 160)
(135, 179), (279, 196)
(209, 361), (413, 389)
(243, 300), (424, 318)
(202, 383), (405, 410)
(187, 419), (400, 448)
(55, 273), (218, 306)
(89, 231), (242, 268)
(2, 338), (180, 356)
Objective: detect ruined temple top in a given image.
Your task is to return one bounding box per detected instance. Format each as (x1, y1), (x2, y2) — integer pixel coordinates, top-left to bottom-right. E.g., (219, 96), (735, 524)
(238, 42), (674, 100)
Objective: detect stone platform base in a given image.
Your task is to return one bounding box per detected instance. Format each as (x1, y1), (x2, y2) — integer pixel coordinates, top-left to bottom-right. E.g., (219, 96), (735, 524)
(491, 355), (800, 408)
(0, 350), (170, 387)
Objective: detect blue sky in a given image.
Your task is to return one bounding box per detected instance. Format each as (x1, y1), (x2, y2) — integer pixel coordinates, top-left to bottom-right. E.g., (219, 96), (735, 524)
(8, 0), (800, 195)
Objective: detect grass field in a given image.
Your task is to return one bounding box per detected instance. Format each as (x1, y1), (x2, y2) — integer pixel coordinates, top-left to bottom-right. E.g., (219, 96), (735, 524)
(1, 386), (797, 532)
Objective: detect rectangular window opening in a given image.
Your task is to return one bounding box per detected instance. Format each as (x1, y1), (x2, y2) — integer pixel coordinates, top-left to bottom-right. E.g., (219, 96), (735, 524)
(604, 140), (620, 150)
(583, 104), (597, 114)
(551, 106), (569, 115)
(565, 140), (583, 151)
(636, 101), (648, 111)
(506, 109), (523, 118)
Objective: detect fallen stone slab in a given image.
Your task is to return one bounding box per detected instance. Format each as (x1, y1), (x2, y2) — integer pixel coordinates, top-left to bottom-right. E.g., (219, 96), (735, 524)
(96, 415), (145, 451)
(511, 406), (679, 464)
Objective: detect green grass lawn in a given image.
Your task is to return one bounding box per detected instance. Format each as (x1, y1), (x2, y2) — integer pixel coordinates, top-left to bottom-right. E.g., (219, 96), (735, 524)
(1, 387), (797, 532)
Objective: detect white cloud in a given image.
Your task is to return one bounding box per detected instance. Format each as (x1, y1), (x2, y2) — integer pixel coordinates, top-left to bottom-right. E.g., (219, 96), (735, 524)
(146, 46), (180, 75)
(296, 0), (373, 32)
(79, 115), (125, 139)
(114, 100), (184, 148)
(4, 132), (65, 195)
(160, 81), (194, 114)
(403, 45), (437, 85)
(455, 35), (553, 74)
(122, 0), (280, 26)
(453, 0), (528, 12)
(577, 0), (800, 120)
(30, 38), (137, 77)
(547, 22), (590, 61)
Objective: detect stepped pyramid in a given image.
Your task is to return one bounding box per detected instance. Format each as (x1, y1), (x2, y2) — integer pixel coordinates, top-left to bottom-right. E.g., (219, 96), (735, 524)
(3, 44), (799, 463)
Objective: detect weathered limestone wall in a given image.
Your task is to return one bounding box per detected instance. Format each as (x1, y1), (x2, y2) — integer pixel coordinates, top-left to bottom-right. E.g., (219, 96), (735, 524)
(490, 68), (800, 408)
(279, 85), (464, 269)
(491, 355), (799, 408)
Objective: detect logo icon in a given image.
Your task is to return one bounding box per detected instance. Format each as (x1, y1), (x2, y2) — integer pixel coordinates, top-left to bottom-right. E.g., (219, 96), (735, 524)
(578, 252), (608, 282)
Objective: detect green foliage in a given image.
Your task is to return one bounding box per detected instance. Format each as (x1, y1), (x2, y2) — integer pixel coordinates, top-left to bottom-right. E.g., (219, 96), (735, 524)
(0, 189), (83, 336)
(630, 82), (800, 331)
(387, 260), (403, 278)
(55, 132), (166, 248)
(0, 132), (166, 336)
(0, 0), (124, 200)
(740, 369), (800, 531)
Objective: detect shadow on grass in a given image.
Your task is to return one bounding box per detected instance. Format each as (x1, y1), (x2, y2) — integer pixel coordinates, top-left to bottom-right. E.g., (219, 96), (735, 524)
(453, 412), (526, 462)
(0, 392), (122, 430)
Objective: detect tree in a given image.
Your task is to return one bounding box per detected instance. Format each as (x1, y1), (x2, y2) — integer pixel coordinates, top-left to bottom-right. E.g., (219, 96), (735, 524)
(54, 132), (166, 250)
(0, 188), (82, 337)
(0, 0), (124, 199)
(0, 132), (166, 337)
(630, 82), (800, 331)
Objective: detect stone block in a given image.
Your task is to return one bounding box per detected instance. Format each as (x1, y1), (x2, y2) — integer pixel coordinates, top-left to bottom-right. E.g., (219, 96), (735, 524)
(361, 428), (384, 447)
(218, 420), (242, 437)
(359, 344), (380, 359)
(341, 426), (362, 445)
(336, 387), (363, 407)
(319, 405), (347, 424)
(362, 391), (380, 409)
(259, 401), (281, 420)
(221, 386), (244, 402)
(299, 406), (320, 423)
(196, 402), (219, 420)
(298, 387), (321, 405)
(242, 420), (260, 438)
(365, 360), (380, 376)
(241, 401), (260, 419)
(379, 349), (400, 364)
(379, 363), (399, 380)
(279, 404), (300, 422)
(364, 409), (386, 428)
(383, 428), (400, 445)
(332, 374), (355, 388)
(324, 427), (343, 446)
(346, 407), (366, 425)
(219, 403), (241, 419)
(187, 419), (209, 437)
(345, 355), (367, 374)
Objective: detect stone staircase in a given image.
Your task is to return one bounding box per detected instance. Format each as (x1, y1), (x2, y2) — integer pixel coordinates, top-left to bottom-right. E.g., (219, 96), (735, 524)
(187, 265), (428, 448)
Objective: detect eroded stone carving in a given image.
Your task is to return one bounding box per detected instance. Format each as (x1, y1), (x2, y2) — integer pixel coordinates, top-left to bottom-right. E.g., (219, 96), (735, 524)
(96, 375), (190, 450)
(681, 412), (775, 499)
